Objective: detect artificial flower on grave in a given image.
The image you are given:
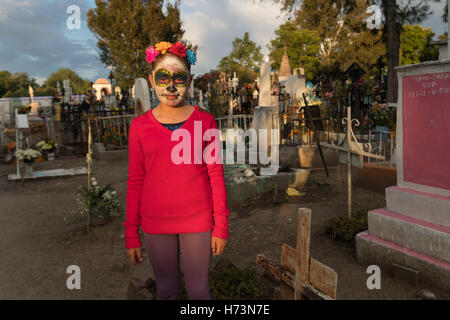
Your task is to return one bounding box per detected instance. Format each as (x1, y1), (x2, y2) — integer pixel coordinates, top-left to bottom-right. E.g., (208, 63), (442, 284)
(3, 141), (16, 154)
(368, 102), (395, 127)
(15, 148), (41, 163)
(36, 139), (58, 153)
(72, 177), (123, 225)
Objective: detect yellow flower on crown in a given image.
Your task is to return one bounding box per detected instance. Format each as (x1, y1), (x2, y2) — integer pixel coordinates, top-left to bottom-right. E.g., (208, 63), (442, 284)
(155, 41), (172, 54)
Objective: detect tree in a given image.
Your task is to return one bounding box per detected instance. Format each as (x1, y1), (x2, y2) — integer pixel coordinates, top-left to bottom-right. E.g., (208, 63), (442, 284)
(0, 71), (38, 98)
(269, 21), (321, 80)
(293, 0), (384, 80)
(267, 0), (440, 103)
(400, 25), (439, 65)
(39, 68), (91, 96)
(194, 70), (221, 93)
(218, 32), (264, 85)
(87, 0), (184, 89)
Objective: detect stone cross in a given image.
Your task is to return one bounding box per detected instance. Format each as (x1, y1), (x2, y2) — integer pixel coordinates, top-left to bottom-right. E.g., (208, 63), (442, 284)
(256, 208), (338, 300)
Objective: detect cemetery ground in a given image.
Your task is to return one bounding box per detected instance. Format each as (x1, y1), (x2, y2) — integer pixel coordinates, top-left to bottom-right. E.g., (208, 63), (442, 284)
(0, 155), (448, 300)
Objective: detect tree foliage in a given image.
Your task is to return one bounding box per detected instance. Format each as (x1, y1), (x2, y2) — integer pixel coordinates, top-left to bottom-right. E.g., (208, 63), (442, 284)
(0, 71), (37, 98)
(87, 0), (184, 89)
(269, 21), (321, 80)
(0, 68), (91, 98)
(286, 0), (384, 80)
(401, 24), (439, 65)
(41, 68), (91, 95)
(265, 0), (440, 102)
(218, 32), (264, 85)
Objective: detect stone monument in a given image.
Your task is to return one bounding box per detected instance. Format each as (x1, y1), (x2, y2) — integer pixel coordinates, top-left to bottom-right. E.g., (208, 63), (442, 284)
(251, 58), (280, 175)
(134, 78), (151, 116)
(356, 59), (450, 291)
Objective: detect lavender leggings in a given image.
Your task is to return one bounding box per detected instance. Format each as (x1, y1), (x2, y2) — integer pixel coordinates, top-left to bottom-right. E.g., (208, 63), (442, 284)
(144, 230), (212, 300)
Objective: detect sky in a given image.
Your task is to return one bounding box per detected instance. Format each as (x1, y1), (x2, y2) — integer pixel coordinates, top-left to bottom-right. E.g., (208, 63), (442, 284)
(0, 0), (447, 86)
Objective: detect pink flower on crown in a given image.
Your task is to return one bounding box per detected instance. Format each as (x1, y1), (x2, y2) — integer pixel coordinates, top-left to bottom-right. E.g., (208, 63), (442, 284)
(146, 46), (159, 64)
(168, 42), (187, 58)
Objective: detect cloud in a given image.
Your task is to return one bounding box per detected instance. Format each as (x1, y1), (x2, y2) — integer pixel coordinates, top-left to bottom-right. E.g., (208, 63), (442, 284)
(0, 0), (446, 87)
(0, 0), (106, 83)
(180, 0), (284, 75)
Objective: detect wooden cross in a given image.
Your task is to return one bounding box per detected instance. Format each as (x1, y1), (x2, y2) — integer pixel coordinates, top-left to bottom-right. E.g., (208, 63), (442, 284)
(256, 208), (338, 300)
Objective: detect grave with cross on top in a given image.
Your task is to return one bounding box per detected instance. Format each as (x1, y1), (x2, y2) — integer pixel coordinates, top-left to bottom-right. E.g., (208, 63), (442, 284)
(320, 106), (385, 218)
(256, 208), (338, 300)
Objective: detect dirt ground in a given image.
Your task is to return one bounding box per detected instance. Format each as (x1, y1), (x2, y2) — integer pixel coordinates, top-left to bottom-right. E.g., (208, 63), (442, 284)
(0, 154), (448, 300)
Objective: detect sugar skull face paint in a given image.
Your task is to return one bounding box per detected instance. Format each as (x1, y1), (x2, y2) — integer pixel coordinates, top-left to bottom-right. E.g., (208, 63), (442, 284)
(154, 69), (189, 88)
(150, 54), (191, 107)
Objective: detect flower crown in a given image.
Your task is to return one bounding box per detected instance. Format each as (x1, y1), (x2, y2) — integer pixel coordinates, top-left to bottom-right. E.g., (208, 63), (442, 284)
(146, 41), (197, 66)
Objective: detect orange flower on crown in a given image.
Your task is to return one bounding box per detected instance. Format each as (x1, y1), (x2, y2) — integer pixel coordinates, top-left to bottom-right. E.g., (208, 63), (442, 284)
(155, 41), (172, 54)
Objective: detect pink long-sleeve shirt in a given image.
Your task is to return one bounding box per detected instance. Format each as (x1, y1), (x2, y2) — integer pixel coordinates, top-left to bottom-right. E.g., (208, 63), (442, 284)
(124, 105), (230, 249)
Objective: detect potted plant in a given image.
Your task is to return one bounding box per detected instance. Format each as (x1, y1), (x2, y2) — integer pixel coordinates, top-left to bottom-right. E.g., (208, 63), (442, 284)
(77, 177), (122, 227)
(368, 103), (395, 142)
(3, 141), (16, 162)
(36, 139), (58, 161)
(14, 148), (41, 176)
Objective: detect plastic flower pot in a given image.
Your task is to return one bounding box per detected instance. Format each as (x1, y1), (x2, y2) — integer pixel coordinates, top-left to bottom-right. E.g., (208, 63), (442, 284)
(374, 125), (389, 142)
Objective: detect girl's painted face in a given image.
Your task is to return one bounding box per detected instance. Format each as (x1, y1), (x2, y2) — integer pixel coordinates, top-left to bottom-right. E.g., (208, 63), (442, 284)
(150, 54), (190, 107)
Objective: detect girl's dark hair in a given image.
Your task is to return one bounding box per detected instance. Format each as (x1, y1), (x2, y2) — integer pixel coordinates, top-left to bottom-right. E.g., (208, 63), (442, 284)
(151, 53), (191, 73)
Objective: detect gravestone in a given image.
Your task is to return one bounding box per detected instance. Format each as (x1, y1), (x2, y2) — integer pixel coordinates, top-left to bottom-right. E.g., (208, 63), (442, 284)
(63, 79), (72, 104)
(251, 60), (279, 173)
(356, 60), (450, 291)
(134, 78), (151, 116)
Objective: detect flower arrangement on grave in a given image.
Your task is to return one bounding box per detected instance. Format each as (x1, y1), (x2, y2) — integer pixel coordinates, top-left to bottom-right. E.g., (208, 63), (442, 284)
(36, 139), (58, 153)
(103, 124), (126, 146)
(15, 148), (41, 163)
(367, 102), (395, 128)
(16, 105), (32, 115)
(3, 141), (16, 162)
(3, 141), (16, 154)
(76, 177), (122, 226)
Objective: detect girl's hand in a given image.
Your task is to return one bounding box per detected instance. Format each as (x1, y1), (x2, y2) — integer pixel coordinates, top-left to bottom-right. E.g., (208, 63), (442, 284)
(211, 236), (228, 256)
(127, 248), (143, 266)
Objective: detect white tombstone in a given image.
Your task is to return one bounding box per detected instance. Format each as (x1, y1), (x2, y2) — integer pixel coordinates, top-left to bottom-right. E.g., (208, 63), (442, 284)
(134, 78), (151, 115)
(258, 61), (272, 107)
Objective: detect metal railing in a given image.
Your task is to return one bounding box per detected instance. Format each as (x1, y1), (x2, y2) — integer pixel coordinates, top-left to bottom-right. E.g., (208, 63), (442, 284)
(367, 129), (396, 166)
(87, 114), (135, 147)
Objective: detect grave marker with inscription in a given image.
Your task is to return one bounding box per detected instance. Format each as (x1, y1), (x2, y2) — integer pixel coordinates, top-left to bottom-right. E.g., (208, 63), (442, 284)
(356, 61), (450, 292)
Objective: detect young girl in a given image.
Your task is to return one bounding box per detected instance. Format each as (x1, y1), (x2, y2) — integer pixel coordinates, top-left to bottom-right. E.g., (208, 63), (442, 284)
(124, 41), (230, 300)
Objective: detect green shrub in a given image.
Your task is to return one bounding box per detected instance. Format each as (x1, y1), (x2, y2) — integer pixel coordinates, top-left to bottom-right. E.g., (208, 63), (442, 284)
(210, 267), (262, 300)
(321, 209), (368, 247)
(146, 266), (265, 300)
